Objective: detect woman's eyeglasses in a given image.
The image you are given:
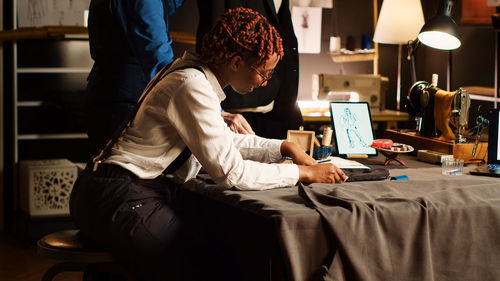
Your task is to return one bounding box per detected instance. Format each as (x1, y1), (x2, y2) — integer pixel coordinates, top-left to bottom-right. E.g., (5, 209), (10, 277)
(250, 65), (273, 85)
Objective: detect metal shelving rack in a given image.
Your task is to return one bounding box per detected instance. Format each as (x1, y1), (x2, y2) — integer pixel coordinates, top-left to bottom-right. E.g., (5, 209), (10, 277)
(10, 37), (91, 163)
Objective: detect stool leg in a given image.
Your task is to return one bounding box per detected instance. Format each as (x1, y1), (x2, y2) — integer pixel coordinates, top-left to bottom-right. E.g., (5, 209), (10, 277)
(96, 263), (136, 281)
(42, 262), (87, 281)
(82, 263), (136, 281)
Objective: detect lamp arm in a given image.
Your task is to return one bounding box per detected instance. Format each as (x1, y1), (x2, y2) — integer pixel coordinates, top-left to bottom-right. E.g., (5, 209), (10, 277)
(407, 39), (420, 84)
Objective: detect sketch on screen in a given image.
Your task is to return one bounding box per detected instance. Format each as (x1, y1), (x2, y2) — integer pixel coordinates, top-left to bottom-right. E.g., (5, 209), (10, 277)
(497, 111), (500, 161)
(340, 108), (369, 149)
(330, 102), (376, 156)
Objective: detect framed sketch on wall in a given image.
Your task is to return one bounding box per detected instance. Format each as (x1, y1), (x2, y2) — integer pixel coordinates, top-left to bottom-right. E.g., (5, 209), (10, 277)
(291, 0), (332, 8)
(17, 0), (89, 27)
(291, 6), (322, 54)
(461, 0), (496, 24)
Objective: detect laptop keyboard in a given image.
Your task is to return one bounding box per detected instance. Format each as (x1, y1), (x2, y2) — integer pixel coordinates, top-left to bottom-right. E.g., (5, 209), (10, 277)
(487, 164), (500, 170)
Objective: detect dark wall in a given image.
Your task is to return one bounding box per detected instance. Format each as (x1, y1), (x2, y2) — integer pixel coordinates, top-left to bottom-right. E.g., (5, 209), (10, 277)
(170, 0), (496, 112)
(378, 0), (495, 110)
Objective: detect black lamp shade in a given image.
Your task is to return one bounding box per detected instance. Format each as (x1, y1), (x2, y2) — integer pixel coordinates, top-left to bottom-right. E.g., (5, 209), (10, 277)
(417, 0), (461, 50)
(417, 15), (461, 50)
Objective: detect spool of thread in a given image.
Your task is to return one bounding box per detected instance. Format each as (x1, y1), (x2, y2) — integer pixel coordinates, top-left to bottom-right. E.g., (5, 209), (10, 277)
(346, 36), (355, 51)
(321, 127), (332, 146)
(329, 36), (341, 52)
(432, 73), (439, 87)
(361, 34), (371, 50)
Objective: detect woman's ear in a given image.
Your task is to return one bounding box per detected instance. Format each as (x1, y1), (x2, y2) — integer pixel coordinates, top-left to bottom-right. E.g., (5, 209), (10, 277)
(229, 55), (244, 72)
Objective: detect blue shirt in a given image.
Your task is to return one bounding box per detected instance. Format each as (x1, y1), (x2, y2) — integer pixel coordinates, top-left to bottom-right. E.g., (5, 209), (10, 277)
(87, 0), (185, 103)
(112, 0), (184, 80)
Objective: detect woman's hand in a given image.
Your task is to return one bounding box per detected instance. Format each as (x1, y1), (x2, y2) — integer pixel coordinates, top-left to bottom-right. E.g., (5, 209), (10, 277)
(280, 141), (317, 166)
(298, 163), (348, 184)
(281, 141), (347, 183)
(221, 111), (255, 135)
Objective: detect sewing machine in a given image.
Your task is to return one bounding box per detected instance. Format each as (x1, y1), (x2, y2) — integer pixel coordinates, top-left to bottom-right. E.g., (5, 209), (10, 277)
(386, 80), (487, 163)
(406, 81), (471, 143)
(312, 74), (389, 110)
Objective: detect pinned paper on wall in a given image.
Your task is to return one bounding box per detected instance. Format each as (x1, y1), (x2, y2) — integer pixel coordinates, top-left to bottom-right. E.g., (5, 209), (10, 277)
(291, 0), (332, 8)
(291, 7), (322, 54)
(488, 0), (500, 6)
(17, 0), (90, 28)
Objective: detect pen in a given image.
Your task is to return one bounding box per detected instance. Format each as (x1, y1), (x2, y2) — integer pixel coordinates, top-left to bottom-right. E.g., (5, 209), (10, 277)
(317, 159), (330, 163)
(448, 169), (462, 175)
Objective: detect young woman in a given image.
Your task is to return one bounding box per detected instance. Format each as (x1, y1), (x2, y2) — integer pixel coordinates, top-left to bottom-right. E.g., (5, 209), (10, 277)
(70, 7), (346, 281)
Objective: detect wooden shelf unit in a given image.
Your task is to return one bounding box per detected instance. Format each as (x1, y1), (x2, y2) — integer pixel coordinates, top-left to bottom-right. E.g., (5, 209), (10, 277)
(329, 52), (376, 63)
(0, 26), (196, 44)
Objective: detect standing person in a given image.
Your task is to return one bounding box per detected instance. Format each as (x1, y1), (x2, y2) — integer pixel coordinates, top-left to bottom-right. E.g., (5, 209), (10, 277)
(196, 0), (303, 139)
(71, 7), (346, 281)
(85, 0), (186, 154)
(85, 0), (252, 155)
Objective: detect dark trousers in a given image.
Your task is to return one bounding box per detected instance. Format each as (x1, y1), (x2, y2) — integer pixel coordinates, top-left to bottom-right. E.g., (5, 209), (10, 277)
(70, 164), (202, 281)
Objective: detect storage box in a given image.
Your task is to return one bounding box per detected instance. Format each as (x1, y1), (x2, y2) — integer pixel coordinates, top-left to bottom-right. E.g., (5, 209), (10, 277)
(417, 150), (454, 164)
(19, 159), (78, 217)
(287, 130), (315, 157)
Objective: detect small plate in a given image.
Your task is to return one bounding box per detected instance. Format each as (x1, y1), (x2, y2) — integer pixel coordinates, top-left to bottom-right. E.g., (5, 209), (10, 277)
(372, 143), (414, 154)
(371, 143), (414, 166)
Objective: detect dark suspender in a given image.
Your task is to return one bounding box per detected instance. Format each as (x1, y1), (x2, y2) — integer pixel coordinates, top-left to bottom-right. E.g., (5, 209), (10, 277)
(91, 63), (201, 175)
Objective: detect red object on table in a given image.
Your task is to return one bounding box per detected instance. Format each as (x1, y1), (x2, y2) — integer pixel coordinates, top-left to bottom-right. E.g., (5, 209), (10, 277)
(371, 139), (394, 148)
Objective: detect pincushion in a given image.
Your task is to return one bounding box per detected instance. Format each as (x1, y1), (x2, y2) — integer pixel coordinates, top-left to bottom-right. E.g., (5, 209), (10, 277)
(371, 139), (394, 148)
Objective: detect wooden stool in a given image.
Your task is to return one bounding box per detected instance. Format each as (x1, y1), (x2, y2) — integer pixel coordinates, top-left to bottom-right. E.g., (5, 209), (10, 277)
(37, 229), (135, 281)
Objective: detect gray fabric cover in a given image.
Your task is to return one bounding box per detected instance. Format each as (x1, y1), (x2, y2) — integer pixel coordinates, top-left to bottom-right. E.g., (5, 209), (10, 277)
(301, 170), (500, 281)
(193, 166), (500, 281)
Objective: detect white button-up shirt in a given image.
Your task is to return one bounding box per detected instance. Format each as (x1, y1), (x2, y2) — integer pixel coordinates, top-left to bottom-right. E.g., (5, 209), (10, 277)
(106, 52), (299, 190)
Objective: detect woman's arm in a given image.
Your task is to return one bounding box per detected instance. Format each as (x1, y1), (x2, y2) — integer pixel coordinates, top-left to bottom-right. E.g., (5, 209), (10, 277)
(280, 141), (347, 183)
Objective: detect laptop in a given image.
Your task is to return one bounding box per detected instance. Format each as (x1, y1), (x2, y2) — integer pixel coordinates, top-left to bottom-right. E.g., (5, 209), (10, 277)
(470, 109), (500, 177)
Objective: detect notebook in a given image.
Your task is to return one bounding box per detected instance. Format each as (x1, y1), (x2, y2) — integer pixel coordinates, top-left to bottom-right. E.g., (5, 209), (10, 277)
(470, 109), (500, 177)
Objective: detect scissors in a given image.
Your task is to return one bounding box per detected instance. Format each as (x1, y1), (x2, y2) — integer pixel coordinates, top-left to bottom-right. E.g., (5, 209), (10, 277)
(470, 115), (489, 157)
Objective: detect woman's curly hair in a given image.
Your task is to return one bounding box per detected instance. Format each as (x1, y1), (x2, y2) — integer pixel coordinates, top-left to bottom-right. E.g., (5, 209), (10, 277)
(200, 7), (284, 67)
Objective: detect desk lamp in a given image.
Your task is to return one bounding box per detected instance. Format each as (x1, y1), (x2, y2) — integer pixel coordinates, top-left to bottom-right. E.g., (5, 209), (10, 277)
(373, 0), (425, 111)
(406, 0), (462, 137)
(407, 0), (461, 89)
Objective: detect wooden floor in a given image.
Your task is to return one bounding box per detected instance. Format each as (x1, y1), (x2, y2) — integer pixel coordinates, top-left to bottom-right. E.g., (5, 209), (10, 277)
(0, 232), (82, 281)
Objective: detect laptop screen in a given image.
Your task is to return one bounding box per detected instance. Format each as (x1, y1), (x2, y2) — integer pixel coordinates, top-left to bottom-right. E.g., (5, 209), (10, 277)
(487, 109), (500, 165)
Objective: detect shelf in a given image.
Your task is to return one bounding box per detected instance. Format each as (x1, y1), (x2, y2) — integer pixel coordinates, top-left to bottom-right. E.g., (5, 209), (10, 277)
(469, 94), (500, 103)
(302, 109), (409, 123)
(0, 26), (88, 41)
(18, 101), (43, 107)
(0, 26), (196, 44)
(462, 86), (499, 103)
(329, 52), (376, 63)
(18, 133), (88, 140)
(17, 67), (92, 73)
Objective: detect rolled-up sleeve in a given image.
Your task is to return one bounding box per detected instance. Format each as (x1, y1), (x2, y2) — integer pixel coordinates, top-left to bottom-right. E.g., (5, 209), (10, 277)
(230, 132), (284, 163)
